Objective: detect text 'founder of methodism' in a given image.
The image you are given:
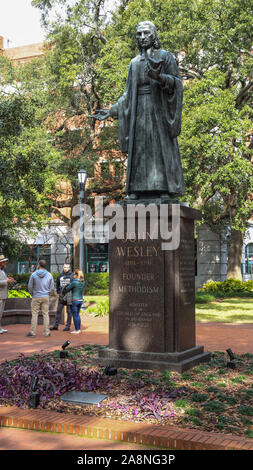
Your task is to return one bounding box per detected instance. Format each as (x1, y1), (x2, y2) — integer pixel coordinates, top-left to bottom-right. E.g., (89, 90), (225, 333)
(93, 21), (185, 200)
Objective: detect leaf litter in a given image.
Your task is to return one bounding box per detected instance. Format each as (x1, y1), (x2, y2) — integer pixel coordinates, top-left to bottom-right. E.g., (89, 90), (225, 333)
(0, 347), (252, 437)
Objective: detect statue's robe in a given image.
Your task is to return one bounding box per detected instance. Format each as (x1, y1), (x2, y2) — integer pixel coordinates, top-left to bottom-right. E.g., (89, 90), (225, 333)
(110, 49), (185, 197)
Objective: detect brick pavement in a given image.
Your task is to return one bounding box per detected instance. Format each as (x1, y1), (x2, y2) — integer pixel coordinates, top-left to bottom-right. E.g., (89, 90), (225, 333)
(0, 427), (156, 451)
(0, 315), (253, 450)
(1, 315), (253, 364)
(0, 406), (252, 450)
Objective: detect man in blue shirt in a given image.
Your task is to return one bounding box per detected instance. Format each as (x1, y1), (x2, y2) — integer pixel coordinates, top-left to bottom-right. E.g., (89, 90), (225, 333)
(27, 259), (54, 337)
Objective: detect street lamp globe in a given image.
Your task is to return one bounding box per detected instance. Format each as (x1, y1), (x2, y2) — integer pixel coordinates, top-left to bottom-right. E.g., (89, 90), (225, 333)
(78, 169), (88, 188)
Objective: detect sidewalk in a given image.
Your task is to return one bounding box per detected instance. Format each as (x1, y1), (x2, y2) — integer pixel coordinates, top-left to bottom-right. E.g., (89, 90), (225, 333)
(0, 426), (156, 451)
(0, 405), (252, 450)
(1, 316), (253, 363)
(1, 315), (253, 450)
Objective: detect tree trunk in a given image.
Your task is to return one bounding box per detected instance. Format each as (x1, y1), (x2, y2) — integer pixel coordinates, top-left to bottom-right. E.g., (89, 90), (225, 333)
(226, 229), (243, 280)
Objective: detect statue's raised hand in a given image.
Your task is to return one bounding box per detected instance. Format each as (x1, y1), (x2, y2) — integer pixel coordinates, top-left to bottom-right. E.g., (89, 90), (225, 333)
(91, 109), (111, 121)
(145, 57), (163, 81)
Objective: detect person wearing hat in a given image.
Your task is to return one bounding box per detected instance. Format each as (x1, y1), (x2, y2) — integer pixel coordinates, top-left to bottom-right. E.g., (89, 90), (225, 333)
(0, 255), (14, 334)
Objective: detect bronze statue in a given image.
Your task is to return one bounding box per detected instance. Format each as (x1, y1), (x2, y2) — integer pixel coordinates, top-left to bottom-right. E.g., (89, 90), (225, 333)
(93, 21), (185, 201)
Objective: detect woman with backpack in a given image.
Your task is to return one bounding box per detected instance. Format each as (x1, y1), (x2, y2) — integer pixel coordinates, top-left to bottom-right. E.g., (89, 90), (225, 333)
(64, 269), (85, 334)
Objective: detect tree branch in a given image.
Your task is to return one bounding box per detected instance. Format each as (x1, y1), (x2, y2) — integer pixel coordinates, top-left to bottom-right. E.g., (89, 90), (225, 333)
(225, 65), (233, 88)
(236, 81), (253, 107)
(51, 207), (71, 225)
(51, 199), (73, 208)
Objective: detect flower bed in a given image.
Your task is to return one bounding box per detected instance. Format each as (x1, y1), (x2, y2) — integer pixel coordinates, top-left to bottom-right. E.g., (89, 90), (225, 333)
(0, 348), (252, 438)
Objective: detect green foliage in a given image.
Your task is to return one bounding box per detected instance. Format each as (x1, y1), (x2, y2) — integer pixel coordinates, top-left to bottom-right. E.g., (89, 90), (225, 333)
(32, 0), (118, 207)
(85, 273), (109, 295)
(243, 389), (253, 399)
(216, 394), (237, 405)
(200, 279), (253, 295)
(191, 393), (209, 402)
(195, 292), (216, 303)
(181, 372), (192, 381)
(230, 375), (247, 384)
(8, 290), (31, 299)
(0, 57), (61, 256)
(206, 386), (220, 394)
(29, 0), (253, 276)
(238, 406), (253, 416)
(86, 297), (109, 317)
(185, 408), (202, 418)
(96, 0), (253, 272)
(9, 273), (31, 286)
(161, 370), (173, 383)
(203, 401), (226, 412)
(174, 399), (190, 410)
(10, 272), (108, 295)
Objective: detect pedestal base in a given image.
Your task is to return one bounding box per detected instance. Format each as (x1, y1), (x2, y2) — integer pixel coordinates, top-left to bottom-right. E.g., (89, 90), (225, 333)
(94, 204), (210, 373)
(96, 346), (211, 373)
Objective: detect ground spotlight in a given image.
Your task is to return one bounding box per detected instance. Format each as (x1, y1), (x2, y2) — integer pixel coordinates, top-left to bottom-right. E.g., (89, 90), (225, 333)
(226, 348), (235, 360)
(60, 340), (71, 358)
(29, 375), (40, 408)
(104, 365), (117, 376)
(226, 348), (236, 369)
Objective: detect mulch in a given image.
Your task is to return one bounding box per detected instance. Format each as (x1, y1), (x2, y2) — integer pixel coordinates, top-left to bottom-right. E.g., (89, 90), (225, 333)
(1, 345), (252, 438)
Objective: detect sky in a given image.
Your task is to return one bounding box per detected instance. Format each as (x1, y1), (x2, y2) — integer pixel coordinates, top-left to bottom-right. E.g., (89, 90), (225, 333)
(0, 0), (46, 48)
(0, 0), (117, 48)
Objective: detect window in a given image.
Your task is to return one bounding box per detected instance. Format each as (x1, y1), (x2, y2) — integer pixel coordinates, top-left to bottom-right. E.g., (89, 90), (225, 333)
(18, 245), (51, 273)
(85, 243), (109, 273)
(245, 243), (253, 274)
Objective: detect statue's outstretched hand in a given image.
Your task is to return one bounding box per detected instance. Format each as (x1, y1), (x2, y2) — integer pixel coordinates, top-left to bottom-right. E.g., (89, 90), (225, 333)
(91, 109), (111, 121)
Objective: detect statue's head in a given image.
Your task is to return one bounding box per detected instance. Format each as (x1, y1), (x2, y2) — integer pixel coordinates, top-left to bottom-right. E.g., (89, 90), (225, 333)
(136, 21), (161, 50)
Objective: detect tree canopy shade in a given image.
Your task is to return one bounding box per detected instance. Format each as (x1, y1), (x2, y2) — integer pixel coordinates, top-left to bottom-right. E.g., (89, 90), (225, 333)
(32, 0), (253, 277)
(0, 56), (61, 257)
(96, 0), (253, 278)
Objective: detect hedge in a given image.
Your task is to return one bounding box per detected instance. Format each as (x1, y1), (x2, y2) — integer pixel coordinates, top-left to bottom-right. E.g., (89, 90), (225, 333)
(199, 278), (253, 298)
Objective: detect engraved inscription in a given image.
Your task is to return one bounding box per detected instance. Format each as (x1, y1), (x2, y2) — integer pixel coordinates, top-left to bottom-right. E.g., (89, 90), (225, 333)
(179, 239), (195, 306)
(112, 239), (163, 337)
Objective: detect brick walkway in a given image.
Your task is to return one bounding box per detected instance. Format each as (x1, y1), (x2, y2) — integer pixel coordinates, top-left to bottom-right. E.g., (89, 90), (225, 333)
(1, 315), (253, 363)
(0, 406), (252, 450)
(0, 315), (253, 450)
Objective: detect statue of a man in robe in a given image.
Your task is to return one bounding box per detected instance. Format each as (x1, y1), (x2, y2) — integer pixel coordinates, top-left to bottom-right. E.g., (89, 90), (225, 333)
(93, 21), (185, 201)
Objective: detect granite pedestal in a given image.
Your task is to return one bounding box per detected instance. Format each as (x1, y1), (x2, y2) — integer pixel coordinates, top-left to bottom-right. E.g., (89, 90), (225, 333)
(97, 203), (211, 372)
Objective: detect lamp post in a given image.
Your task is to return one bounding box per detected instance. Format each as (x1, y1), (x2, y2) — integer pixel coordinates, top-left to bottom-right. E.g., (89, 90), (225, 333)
(78, 169), (88, 272)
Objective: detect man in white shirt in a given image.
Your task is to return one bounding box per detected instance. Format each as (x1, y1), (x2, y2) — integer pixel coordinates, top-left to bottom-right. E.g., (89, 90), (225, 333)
(0, 255), (14, 334)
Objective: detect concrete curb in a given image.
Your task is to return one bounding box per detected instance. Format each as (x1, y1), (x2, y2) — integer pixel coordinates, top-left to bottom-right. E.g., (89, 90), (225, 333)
(0, 406), (252, 450)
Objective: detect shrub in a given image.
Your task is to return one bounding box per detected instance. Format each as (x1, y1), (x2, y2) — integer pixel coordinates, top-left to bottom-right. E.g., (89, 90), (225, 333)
(85, 273), (109, 295)
(174, 399), (190, 410)
(9, 272), (109, 295)
(8, 289), (31, 298)
(238, 406), (253, 416)
(216, 394), (237, 405)
(199, 278), (253, 297)
(195, 292), (216, 303)
(86, 298), (109, 317)
(186, 408), (202, 417)
(204, 401), (226, 412)
(191, 393), (209, 402)
(243, 389), (253, 399)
